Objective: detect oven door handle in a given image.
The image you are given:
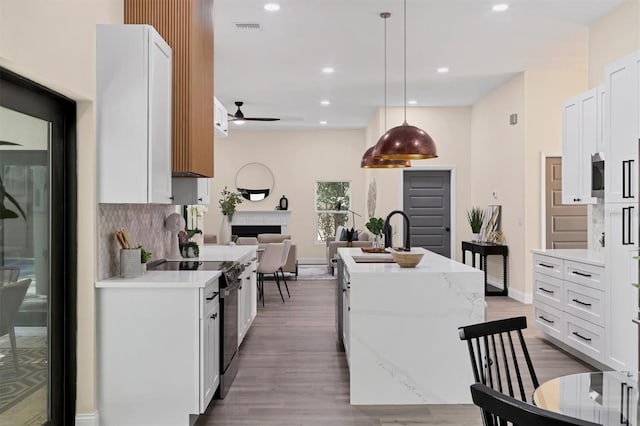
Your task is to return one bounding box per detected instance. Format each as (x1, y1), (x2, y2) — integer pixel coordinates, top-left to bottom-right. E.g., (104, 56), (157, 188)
(220, 281), (241, 298)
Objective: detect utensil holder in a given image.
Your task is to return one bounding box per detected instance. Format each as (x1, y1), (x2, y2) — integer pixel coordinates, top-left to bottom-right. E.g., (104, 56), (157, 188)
(120, 248), (142, 278)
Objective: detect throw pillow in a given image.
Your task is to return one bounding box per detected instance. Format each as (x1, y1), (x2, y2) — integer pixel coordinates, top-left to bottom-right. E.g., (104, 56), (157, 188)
(339, 228), (359, 241)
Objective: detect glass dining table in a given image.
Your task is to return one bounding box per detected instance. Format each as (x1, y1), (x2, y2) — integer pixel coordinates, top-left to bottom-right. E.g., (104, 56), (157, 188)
(533, 371), (639, 425)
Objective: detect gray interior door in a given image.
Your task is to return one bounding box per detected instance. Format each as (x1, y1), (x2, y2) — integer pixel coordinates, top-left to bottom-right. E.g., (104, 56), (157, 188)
(403, 170), (451, 257)
(546, 157), (587, 248)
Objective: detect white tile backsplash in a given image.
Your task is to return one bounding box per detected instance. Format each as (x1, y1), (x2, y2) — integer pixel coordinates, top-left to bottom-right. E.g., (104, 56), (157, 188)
(98, 204), (177, 280)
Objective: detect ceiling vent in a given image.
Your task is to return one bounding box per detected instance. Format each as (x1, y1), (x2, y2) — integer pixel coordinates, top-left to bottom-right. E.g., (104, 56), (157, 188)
(234, 22), (261, 31)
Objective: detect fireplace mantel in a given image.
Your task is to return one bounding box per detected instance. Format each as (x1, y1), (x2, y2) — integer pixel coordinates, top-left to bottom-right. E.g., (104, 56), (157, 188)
(231, 210), (291, 234)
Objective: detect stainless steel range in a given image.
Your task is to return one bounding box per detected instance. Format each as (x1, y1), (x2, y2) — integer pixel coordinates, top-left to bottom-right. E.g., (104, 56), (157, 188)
(148, 260), (245, 398)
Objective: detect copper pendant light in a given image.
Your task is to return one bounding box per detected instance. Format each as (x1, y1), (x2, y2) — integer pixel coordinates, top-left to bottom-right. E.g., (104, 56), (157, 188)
(361, 12), (410, 169)
(372, 0), (438, 161)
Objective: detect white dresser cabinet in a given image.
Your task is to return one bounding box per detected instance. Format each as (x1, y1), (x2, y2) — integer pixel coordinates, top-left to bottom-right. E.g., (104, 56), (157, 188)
(562, 89), (598, 205)
(532, 251), (606, 365)
(97, 24), (173, 204)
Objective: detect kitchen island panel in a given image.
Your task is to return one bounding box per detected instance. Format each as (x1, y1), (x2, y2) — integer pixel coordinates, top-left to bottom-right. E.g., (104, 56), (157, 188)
(338, 248), (485, 405)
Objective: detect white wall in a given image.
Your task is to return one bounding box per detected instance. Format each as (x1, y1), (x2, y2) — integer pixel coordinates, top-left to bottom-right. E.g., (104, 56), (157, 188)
(471, 74), (526, 297)
(588, 0), (639, 87)
(203, 129), (367, 260)
(0, 0), (124, 417)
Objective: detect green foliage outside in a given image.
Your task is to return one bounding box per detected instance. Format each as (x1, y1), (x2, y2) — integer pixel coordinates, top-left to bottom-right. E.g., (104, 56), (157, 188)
(316, 181), (350, 242)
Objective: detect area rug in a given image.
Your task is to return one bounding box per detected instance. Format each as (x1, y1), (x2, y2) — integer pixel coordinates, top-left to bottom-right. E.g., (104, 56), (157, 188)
(0, 348), (47, 414)
(297, 265), (336, 280)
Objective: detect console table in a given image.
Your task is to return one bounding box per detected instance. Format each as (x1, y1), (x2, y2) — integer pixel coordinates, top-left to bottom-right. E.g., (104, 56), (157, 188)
(461, 241), (508, 296)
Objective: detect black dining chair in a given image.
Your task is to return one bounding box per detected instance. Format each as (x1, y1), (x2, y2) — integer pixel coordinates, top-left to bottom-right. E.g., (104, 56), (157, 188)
(459, 316), (539, 403)
(470, 383), (601, 426)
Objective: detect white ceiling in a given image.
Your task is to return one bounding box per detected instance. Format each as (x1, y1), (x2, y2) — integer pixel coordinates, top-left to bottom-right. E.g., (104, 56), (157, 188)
(213, 0), (623, 130)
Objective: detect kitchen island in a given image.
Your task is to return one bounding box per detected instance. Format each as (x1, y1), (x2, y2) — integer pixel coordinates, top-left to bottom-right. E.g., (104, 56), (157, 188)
(336, 247), (485, 405)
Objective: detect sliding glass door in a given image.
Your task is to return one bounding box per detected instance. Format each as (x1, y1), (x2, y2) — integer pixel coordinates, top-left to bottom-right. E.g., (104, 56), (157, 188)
(0, 68), (76, 425)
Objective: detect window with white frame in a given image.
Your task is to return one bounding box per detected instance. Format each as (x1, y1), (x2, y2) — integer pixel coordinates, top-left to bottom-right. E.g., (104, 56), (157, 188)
(315, 181), (351, 242)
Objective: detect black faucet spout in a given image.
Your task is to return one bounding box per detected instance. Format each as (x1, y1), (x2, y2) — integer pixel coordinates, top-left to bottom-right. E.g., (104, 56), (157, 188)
(382, 210), (411, 251)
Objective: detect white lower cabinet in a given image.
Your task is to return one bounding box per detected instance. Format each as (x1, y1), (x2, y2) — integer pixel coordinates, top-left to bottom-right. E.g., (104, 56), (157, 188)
(97, 277), (219, 426)
(238, 252), (258, 345)
(532, 252), (606, 367)
(201, 285), (219, 411)
(603, 372), (639, 426)
(605, 203), (639, 371)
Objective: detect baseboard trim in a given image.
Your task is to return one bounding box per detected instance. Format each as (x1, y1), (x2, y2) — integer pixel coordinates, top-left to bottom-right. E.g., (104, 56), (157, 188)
(76, 411), (99, 426)
(508, 288), (533, 304)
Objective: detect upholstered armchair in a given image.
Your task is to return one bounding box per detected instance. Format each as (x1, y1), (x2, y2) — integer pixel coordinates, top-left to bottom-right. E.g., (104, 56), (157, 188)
(256, 234), (298, 279)
(326, 229), (372, 274)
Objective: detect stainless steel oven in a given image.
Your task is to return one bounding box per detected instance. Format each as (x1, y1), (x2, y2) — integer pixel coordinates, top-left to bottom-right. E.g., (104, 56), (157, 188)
(147, 259), (244, 398)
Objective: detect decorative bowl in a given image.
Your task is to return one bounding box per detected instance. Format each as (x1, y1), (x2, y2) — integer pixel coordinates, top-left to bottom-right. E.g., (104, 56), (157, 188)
(390, 249), (424, 268)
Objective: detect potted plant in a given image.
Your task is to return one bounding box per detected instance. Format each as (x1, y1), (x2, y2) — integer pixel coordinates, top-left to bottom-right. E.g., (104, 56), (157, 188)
(365, 217), (385, 248)
(466, 207), (485, 242)
(138, 245), (152, 272)
(218, 187), (243, 244)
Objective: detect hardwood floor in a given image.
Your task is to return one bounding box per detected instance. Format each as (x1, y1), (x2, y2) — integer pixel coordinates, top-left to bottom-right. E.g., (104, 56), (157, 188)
(196, 279), (594, 426)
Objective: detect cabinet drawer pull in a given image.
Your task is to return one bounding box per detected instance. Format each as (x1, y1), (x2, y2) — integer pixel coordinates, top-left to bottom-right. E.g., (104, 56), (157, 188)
(539, 316), (555, 324)
(571, 271), (592, 278)
(538, 263), (554, 269)
(539, 287), (554, 294)
(210, 313), (218, 320)
(572, 298), (592, 307)
(621, 383), (626, 424)
(572, 331), (592, 342)
(206, 292), (219, 301)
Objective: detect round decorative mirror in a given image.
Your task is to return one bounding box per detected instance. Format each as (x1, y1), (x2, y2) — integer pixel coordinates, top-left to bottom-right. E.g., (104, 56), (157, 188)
(235, 162), (274, 201)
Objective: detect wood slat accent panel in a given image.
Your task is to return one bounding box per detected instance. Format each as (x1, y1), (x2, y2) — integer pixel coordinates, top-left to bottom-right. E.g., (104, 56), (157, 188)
(125, 0), (214, 177)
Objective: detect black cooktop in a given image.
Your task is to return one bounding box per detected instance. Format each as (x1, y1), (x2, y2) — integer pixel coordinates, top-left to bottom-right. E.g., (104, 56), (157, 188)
(147, 260), (234, 272)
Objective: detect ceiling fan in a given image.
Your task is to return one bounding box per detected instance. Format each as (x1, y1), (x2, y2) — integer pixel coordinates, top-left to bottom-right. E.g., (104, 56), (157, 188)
(228, 101), (280, 122)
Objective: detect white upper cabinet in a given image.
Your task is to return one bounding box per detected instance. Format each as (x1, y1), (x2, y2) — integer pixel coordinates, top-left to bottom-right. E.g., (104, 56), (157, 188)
(214, 97), (229, 138)
(562, 89), (598, 205)
(604, 52), (640, 204)
(97, 25), (173, 204)
(171, 178), (210, 205)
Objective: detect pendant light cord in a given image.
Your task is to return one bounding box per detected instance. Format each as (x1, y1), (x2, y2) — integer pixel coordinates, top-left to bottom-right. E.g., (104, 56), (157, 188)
(403, 0), (407, 125)
(384, 13), (388, 131)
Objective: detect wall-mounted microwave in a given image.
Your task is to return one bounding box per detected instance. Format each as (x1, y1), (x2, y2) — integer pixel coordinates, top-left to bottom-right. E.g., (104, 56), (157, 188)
(592, 152), (604, 198)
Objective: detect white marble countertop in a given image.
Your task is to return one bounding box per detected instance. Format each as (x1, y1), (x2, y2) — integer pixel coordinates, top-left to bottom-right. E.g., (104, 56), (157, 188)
(96, 245), (256, 288)
(338, 247), (481, 274)
(95, 270), (221, 288)
(531, 248), (605, 267)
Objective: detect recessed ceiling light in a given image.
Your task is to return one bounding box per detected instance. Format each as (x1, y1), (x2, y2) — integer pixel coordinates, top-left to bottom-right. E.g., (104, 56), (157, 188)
(322, 67), (335, 74)
(437, 67), (449, 73)
(408, 100), (417, 105)
(233, 120), (245, 125)
(492, 4), (509, 12)
(320, 100), (331, 106)
(264, 3), (280, 12)
(320, 120), (328, 125)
